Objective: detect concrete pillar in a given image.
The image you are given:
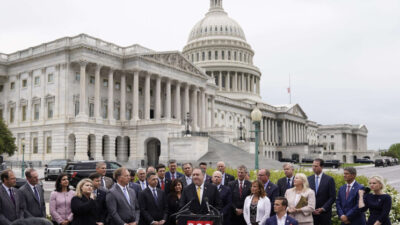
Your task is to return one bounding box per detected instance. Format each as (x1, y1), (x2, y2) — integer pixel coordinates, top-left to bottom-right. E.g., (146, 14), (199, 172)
(282, 120), (287, 146)
(175, 82), (181, 120)
(94, 65), (101, 120)
(191, 88), (198, 131)
(226, 72), (230, 91)
(233, 72), (238, 91)
(132, 71), (139, 121)
(218, 72), (222, 91)
(166, 79), (171, 119)
(120, 73), (126, 121)
(211, 97), (215, 127)
(144, 74), (151, 120)
(107, 69), (114, 122)
(78, 61), (87, 118)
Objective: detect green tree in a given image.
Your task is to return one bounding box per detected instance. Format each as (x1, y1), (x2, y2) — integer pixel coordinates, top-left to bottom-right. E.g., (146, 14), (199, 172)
(387, 143), (400, 159)
(0, 119), (17, 156)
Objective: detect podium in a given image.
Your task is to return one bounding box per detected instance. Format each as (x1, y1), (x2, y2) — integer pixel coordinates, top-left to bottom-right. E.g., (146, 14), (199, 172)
(177, 214), (222, 225)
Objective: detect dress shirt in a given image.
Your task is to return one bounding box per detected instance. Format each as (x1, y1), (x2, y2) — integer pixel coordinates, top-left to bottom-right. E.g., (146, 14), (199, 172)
(315, 172), (323, 188)
(117, 183), (130, 204)
(185, 176), (192, 185)
(277, 213), (287, 225)
(264, 180), (270, 190)
(347, 180), (356, 189)
(2, 183), (12, 198)
(139, 180), (147, 190)
(28, 182), (40, 202)
(287, 176), (293, 187)
(221, 173), (225, 185)
(196, 183), (204, 203)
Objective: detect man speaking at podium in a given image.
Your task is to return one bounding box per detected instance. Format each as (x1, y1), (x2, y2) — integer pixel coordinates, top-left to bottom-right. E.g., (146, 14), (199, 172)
(180, 167), (222, 214)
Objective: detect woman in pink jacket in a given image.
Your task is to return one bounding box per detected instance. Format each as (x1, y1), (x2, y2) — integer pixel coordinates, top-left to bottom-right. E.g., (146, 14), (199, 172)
(50, 173), (75, 225)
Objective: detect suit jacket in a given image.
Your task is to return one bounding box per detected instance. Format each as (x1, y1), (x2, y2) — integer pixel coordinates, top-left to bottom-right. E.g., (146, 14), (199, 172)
(18, 183), (46, 218)
(71, 195), (97, 225)
(106, 184), (140, 225)
(179, 176), (192, 188)
(180, 182), (222, 214)
(129, 182), (142, 198)
(136, 180), (148, 191)
(308, 173), (336, 213)
(218, 185), (232, 225)
(228, 179), (252, 210)
(165, 171), (183, 180)
(336, 182), (366, 225)
(103, 176), (114, 190)
(94, 187), (108, 223)
(277, 176), (294, 197)
(204, 175), (212, 184)
(264, 181), (279, 215)
(265, 215), (298, 225)
(0, 185), (24, 225)
(138, 187), (168, 225)
(243, 195), (271, 225)
(156, 178), (171, 195)
(222, 173), (235, 186)
(285, 188), (315, 224)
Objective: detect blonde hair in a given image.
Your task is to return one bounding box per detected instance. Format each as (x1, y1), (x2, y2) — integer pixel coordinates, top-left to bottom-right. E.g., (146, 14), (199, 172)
(75, 178), (93, 198)
(369, 175), (386, 191)
(295, 173), (310, 192)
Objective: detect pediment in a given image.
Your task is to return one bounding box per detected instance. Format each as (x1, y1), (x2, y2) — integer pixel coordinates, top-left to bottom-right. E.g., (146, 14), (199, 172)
(140, 52), (209, 79)
(287, 104), (308, 119)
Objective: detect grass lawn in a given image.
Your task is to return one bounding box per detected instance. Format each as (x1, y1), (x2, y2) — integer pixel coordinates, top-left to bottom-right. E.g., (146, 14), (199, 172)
(298, 163), (371, 167)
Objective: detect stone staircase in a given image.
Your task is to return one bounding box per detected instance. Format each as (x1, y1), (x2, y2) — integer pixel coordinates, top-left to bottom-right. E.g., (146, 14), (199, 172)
(198, 137), (284, 170)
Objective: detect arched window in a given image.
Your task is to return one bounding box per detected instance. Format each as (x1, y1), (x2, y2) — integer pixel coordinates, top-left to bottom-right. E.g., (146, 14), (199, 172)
(228, 51), (231, 60)
(221, 51), (225, 60)
(202, 52), (205, 61)
(208, 51), (212, 60)
(215, 51), (218, 60)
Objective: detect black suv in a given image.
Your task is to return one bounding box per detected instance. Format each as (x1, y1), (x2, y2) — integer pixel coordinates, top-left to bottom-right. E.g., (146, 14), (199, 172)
(324, 160), (341, 168)
(45, 159), (71, 181)
(355, 158), (374, 164)
(375, 159), (387, 167)
(64, 161), (122, 188)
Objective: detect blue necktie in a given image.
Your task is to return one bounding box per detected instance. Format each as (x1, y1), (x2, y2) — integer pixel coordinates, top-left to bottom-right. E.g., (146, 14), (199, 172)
(152, 188), (159, 204)
(123, 187), (131, 205)
(33, 186), (40, 203)
(315, 176), (319, 193)
(287, 178), (291, 188)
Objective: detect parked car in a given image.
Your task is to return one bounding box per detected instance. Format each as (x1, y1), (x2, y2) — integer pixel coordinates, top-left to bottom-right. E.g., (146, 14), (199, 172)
(301, 158), (314, 163)
(375, 159), (387, 167)
(279, 158), (297, 163)
(44, 159), (71, 181)
(390, 158), (398, 165)
(355, 158), (374, 164)
(64, 160), (122, 188)
(324, 160), (341, 168)
(384, 159), (392, 166)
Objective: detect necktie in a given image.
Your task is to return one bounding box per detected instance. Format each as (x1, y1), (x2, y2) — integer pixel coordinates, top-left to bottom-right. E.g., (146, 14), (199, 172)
(152, 188), (158, 202)
(218, 186), (222, 192)
(141, 182), (146, 190)
(123, 187), (131, 205)
(33, 186), (40, 203)
(161, 180), (165, 190)
(9, 188), (15, 205)
(345, 185), (351, 200)
(315, 176), (319, 193)
(171, 173), (175, 180)
(239, 181), (243, 198)
(101, 177), (106, 188)
(197, 186), (201, 202)
(287, 178), (291, 189)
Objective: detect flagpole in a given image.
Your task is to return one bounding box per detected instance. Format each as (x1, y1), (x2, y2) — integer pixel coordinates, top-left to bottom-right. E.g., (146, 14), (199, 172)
(289, 73), (292, 104)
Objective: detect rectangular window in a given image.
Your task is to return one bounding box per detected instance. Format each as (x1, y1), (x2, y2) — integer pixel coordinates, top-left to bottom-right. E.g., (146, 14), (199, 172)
(33, 137), (38, 154)
(215, 51), (218, 60)
(22, 105), (27, 121)
(75, 72), (80, 81)
(191, 54), (194, 62)
(115, 107), (120, 120)
(103, 79), (108, 87)
(46, 137), (52, 153)
(34, 104), (40, 120)
(115, 82), (120, 90)
(10, 107), (14, 123)
(127, 85), (132, 92)
(228, 51), (231, 60)
(10, 82), (15, 90)
(240, 52), (242, 61)
(222, 51), (225, 60)
(126, 109), (132, 120)
(331, 135), (334, 138)
(234, 52), (237, 61)
(34, 76), (40, 85)
(102, 105), (108, 119)
(196, 53), (199, 61)
(90, 76), (95, 84)
(47, 102), (54, 119)
(208, 51), (212, 60)
(0, 84), (3, 92)
(22, 79), (27, 88)
(48, 73), (54, 83)
(202, 52), (205, 61)
(89, 103), (94, 117)
(75, 101), (79, 116)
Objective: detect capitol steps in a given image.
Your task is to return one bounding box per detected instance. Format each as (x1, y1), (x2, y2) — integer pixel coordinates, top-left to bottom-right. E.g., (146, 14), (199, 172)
(198, 137), (284, 170)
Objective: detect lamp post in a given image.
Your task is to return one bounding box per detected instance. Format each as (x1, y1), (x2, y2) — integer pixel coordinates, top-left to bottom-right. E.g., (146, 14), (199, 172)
(238, 122), (244, 141)
(21, 139), (25, 178)
(251, 107), (262, 170)
(184, 112), (192, 136)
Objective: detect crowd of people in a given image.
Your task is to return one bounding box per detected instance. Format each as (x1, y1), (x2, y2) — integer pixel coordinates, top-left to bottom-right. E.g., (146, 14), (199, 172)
(0, 159), (393, 225)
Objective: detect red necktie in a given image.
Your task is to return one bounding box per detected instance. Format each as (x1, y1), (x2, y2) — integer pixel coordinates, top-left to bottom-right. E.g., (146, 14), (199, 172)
(161, 180), (165, 190)
(239, 181), (243, 198)
(345, 185), (351, 199)
(171, 173), (175, 180)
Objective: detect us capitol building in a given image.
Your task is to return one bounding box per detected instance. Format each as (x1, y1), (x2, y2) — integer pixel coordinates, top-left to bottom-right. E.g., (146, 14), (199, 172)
(0, 0), (372, 167)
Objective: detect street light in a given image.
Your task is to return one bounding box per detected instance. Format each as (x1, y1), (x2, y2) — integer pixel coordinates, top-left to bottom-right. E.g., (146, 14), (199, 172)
(238, 122), (244, 141)
(251, 107), (262, 170)
(21, 139), (25, 178)
(184, 112), (192, 136)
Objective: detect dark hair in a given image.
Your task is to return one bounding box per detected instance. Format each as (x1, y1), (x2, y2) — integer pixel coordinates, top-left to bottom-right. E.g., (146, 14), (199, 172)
(199, 162), (207, 167)
(169, 179), (183, 198)
(156, 164), (166, 172)
(275, 197), (288, 208)
(128, 169), (136, 177)
(168, 159), (177, 165)
(25, 168), (36, 179)
(344, 167), (357, 176)
(182, 162), (192, 169)
(114, 167), (127, 180)
(314, 158), (325, 167)
(146, 171), (156, 180)
(0, 169), (12, 182)
(251, 180), (266, 198)
(88, 173), (102, 180)
(55, 173), (70, 192)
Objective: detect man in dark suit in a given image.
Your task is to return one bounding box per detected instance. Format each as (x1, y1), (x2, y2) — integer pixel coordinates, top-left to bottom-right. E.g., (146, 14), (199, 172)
(228, 165), (251, 225)
(18, 168), (46, 218)
(212, 171), (232, 225)
(136, 168), (148, 191)
(258, 169), (279, 215)
(156, 164), (171, 195)
(165, 159), (183, 181)
(96, 162), (114, 189)
(89, 173), (109, 225)
(139, 172), (168, 225)
(336, 167), (365, 225)
(199, 162), (212, 184)
(217, 161), (235, 186)
(106, 167), (140, 225)
(179, 163), (193, 188)
(308, 159), (336, 225)
(128, 169), (141, 198)
(277, 163), (295, 197)
(265, 197), (298, 225)
(0, 169), (24, 225)
(180, 167), (222, 214)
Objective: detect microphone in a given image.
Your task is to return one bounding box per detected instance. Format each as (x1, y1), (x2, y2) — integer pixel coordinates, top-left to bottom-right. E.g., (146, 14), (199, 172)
(180, 198), (194, 211)
(204, 197), (211, 214)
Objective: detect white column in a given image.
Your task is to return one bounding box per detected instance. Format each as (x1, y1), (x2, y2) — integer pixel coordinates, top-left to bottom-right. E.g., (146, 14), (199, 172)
(205, 94), (209, 128)
(282, 120), (287, 146)
(41, 68), (46, 121)
(275, 120), (278, 144)
(260, 117), (264, 144)
(184, 84), (190, 114)
(120, 73), (126, 121)
(107, 69), (114, 122)
(144, 73), (150, 120)
(78, 61), (87, 117)
(175, 82), (181, 120)
(155, 75), (161, 120)
(211, 96), (215, 127)
(257, 77), (260, 94)
(233, 72), (238, 91)
(132, 71), (139, 121)
(271, 120), (275, 145)
(247, 74), (250, 92)
(191, 88), (198, 131)
(241, 73), (245, 91)
(166, 78), (171, 119)
(201, 90), (206, 129)
(249, 75), (253, 93)
(268, 119), (272, 145)
(218, 72), (222, 91)
(94, 65), (101, 120)
(226, 72), (230, 91)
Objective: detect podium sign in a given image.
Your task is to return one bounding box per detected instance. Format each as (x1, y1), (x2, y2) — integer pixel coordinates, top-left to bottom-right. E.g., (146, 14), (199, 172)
(187, 220), (213, 225)
(178, 214), (221, 225)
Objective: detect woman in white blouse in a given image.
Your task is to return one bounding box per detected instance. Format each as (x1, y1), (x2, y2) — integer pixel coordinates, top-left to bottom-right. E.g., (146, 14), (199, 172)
(285, 173), (315, 225)
(243, 180), (271, 225)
